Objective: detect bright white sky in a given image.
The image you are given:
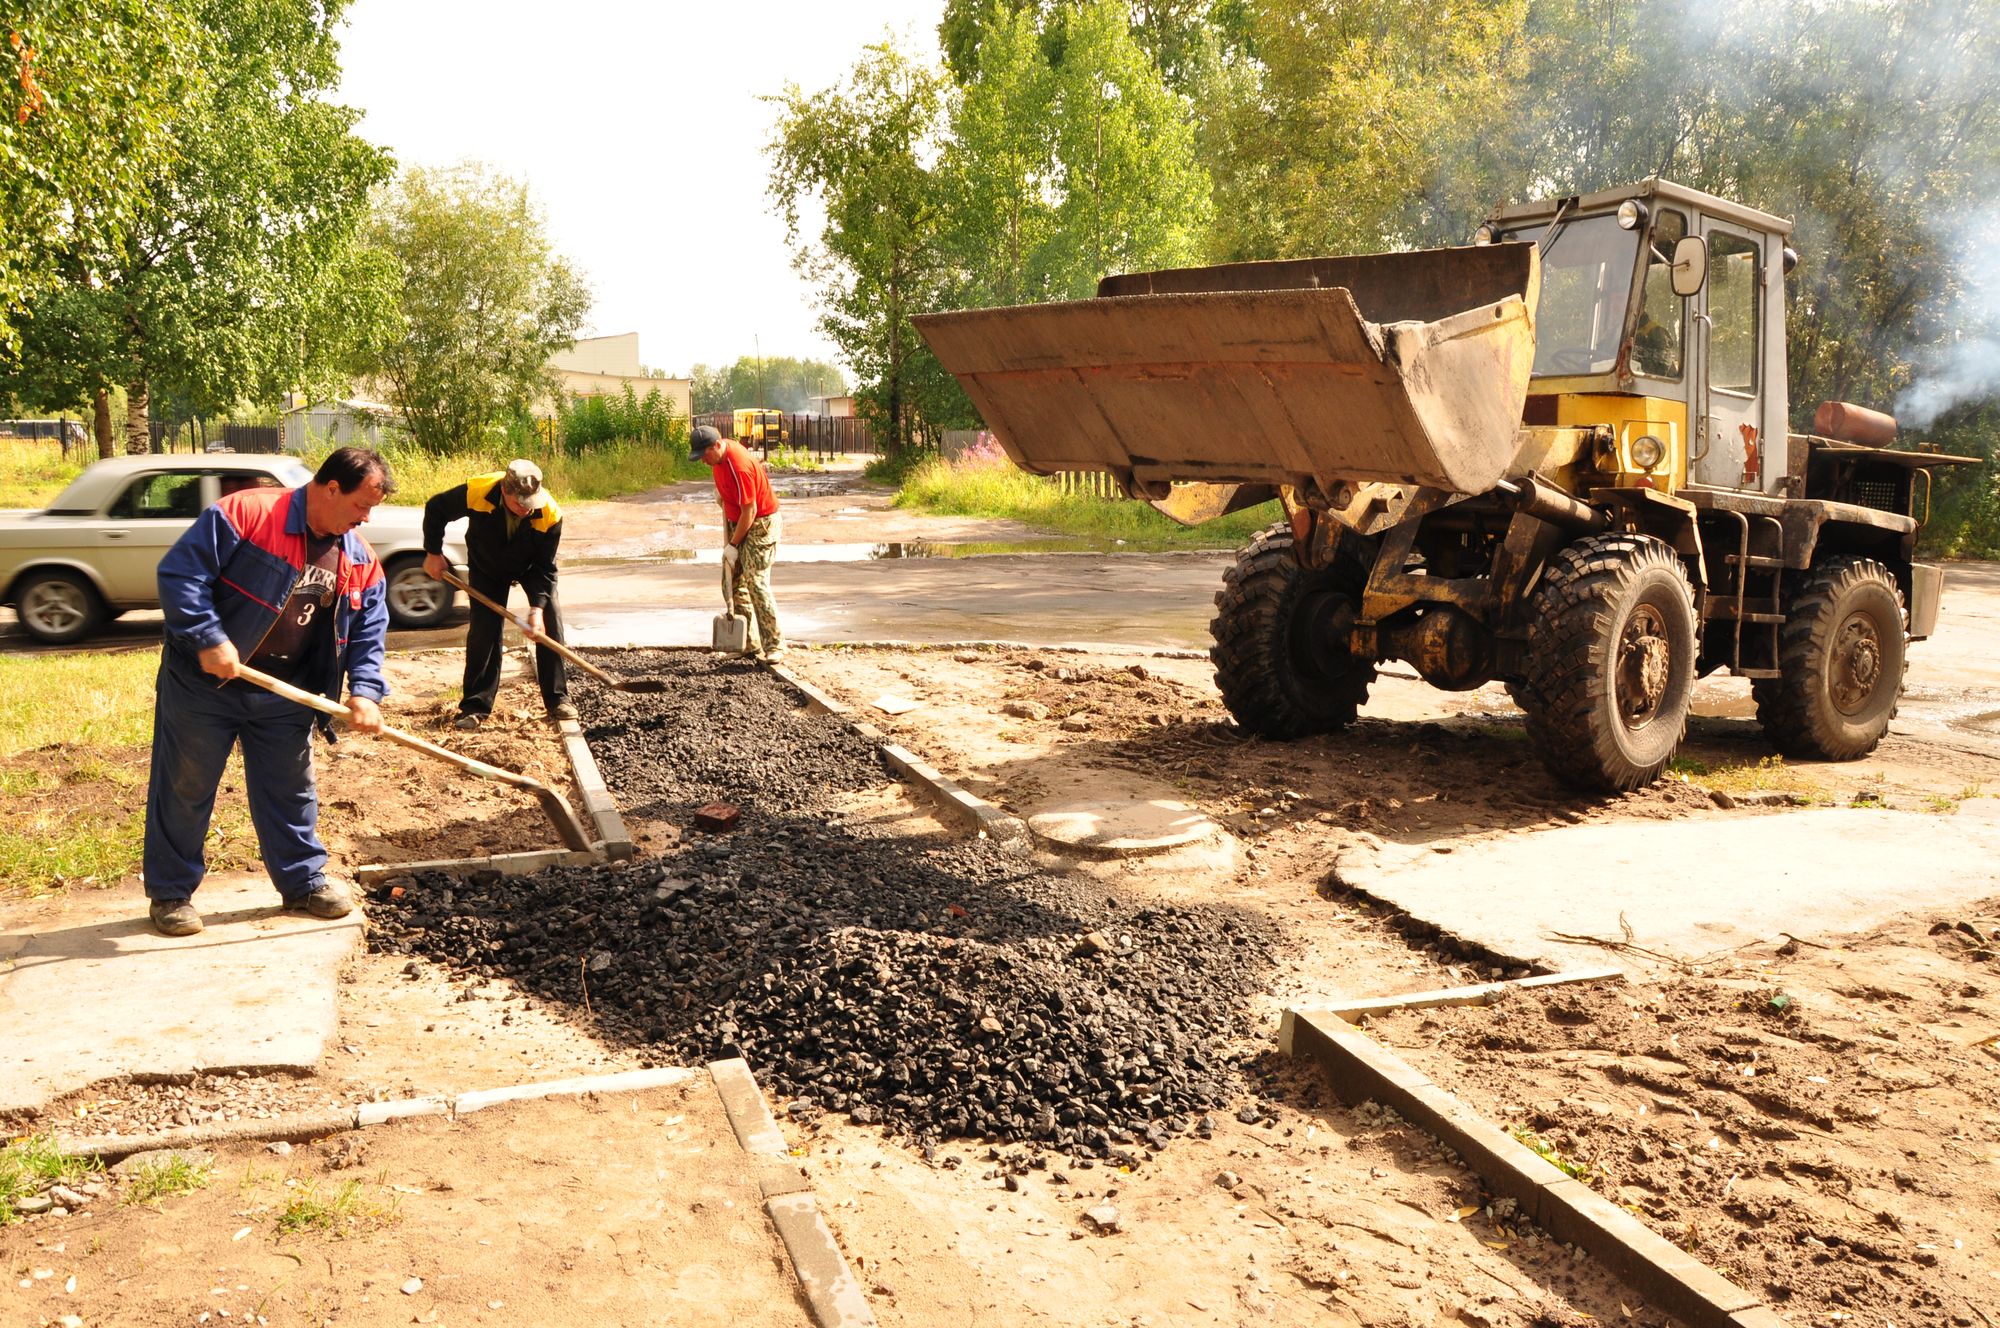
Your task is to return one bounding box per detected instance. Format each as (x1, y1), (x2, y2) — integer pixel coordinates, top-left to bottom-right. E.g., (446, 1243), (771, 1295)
(336, 0), (948, 384)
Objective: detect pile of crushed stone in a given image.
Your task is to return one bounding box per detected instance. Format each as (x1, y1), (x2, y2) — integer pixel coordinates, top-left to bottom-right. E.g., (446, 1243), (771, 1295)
(370, 652), (1276, 1157)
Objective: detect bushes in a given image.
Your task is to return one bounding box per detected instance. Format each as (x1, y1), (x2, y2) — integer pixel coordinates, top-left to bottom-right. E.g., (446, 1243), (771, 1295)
(891, 450), (1279, 546)
(558, 383), (686, 450)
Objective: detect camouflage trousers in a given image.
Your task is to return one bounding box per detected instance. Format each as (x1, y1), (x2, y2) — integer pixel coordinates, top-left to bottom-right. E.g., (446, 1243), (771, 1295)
(728, 513), (783, 654)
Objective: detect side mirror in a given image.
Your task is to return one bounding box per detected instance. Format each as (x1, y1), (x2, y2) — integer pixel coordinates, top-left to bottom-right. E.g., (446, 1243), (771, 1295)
(1671, 235), (1707, 297)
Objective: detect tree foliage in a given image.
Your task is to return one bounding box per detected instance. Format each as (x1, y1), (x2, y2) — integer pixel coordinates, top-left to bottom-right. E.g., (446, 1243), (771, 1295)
(1, 0), (392, 452)
(690, 355), (847, 413)
(359, 163), (592, 452)
(777, 11), (1212, 443)
(0, 0), (197, 351)
(769, 41), (952, 450)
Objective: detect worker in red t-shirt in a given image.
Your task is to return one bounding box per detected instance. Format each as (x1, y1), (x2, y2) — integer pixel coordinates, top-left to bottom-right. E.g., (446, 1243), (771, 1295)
(691, 423), (784, 660)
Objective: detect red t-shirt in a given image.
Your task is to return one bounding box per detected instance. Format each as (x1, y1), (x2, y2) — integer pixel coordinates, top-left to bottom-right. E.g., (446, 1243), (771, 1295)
(711, 441), (779, 524)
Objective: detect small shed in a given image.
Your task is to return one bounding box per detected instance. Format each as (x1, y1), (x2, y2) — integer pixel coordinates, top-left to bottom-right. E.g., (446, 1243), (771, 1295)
(281, 399), (396, 453)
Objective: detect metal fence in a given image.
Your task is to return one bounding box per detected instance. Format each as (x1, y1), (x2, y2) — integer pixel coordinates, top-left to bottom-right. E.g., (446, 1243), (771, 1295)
(0, 419), (86, 450)
(222, 424), (281, 453)
(1054, 470), (1120, 500)
(696, 411), (876, 460)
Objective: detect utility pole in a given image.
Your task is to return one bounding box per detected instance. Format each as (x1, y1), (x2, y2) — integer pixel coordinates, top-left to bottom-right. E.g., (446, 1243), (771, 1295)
(755, 334), (766, 405)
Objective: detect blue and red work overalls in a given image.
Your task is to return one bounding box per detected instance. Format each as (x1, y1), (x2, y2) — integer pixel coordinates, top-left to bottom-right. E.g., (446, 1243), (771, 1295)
(144, 484), (390, 903)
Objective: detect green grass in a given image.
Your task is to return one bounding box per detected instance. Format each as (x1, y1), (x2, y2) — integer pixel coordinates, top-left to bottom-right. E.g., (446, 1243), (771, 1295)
(0, 650), (160, 757)
(300, 438), (708, 507)
(274, 1178), (399, 1237)
(0, 811), (147, 896)
(892, 454), (1281, 547)
(762, 444), (824, 473)
(0, 438), (88, 508)
(1509, 1125), (1597, 1184)
(0, 649), (215, 897)
(1922, 783), (1987, 814)
(122, 1153), (213, 1205)
(0, 1134), (102, 1224)
(864, 446), (933, 485)
(1668, 753), (1824, 798)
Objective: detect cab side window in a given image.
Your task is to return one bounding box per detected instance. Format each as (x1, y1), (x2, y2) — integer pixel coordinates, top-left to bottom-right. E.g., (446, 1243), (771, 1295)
(107, 472), (204, 519)
(1708, 230), (1762, 395)
(1632, 209), (1687, 379)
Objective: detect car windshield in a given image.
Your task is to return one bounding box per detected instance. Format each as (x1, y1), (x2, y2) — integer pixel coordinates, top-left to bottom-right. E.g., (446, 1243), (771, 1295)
(1499, 213), (1641, 378)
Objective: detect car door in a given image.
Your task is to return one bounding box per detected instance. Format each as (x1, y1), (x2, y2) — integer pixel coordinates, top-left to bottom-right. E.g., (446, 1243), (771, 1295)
(94, 470), (211, 603)
(1690, 221), (1767, 490)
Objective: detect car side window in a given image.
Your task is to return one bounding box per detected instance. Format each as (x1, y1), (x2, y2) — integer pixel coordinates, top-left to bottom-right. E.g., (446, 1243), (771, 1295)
(219, 472), (284, 497)
(107, 472), (205, 519)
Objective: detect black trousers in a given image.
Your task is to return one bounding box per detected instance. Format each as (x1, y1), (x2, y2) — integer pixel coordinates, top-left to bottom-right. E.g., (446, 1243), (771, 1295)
(460, 568), (568, 716)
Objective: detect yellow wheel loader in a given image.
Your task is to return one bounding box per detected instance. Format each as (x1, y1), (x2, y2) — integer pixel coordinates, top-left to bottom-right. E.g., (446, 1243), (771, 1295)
(914, 179), (1981, 791)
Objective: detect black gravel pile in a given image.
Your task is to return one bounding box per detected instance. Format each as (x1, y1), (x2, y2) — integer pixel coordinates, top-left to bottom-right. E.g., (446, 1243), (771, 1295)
(371, 651), (1276, 1156)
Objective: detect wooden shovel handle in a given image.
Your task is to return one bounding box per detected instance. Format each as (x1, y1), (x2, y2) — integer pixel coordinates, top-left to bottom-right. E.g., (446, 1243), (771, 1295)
(437, 568), (623, 689)
(232, 663), (544, 792)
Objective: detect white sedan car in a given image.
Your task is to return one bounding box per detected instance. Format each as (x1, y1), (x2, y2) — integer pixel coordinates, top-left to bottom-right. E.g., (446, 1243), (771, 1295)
(0, 454), (467, 645)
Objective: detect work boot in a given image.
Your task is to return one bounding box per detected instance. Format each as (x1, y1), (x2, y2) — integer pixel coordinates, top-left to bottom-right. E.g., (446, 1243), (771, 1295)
(148, 899), (203, 937)
(761, 644), (788, 663)
(453, 712), (484, 731)
(547, 700), (579, 722)
(292, 879), (355, 920)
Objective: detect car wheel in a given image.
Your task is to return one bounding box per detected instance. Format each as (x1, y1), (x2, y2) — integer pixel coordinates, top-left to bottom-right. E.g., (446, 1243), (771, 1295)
(385, 555), (455, 629)
(14, 568), (106, 645)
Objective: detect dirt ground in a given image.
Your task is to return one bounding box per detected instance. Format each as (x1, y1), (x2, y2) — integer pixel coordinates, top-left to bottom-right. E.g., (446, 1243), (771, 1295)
(3, 1082), (806, 1328)
(316, 649), (588, 867)
(7, 543), (1998, 1324)
(770, 634), (2000, 1325)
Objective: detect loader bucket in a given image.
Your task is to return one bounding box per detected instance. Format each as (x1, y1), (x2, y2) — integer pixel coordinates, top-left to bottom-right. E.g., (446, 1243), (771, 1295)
(913, 242), (1540, 497)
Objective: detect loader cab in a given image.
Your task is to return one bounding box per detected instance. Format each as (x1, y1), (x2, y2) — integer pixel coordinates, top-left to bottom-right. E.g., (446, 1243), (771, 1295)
(1478, 179), (1792, 497)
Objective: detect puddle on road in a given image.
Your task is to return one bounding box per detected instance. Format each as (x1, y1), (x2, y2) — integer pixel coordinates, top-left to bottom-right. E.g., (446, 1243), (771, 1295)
(571, 537), (1189, 568)
(1952, 708), (2000, 736)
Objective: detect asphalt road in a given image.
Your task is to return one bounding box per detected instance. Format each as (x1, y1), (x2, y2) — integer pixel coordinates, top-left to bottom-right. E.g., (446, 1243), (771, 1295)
(0, 547), (1234, 656)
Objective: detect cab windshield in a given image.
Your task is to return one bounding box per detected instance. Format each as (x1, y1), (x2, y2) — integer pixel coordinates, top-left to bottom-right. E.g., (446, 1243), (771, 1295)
(1498, 213), (1641, 378)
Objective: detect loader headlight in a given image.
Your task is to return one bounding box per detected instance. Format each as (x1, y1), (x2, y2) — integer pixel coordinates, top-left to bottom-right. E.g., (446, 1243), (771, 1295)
(1472, 224), (1497, 246)
(1630, 433), (1666, 471)
(1617, 199), (1650, 230)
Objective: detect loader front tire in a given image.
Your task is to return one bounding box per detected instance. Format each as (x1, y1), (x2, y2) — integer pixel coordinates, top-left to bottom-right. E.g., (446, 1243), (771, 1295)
(1522, 534), (1697, 792)
(1751, 557), (1905, 760)
(1210, 523), (1375, 738)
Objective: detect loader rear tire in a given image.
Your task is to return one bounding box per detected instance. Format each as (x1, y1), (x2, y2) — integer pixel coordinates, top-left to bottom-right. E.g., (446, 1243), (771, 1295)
(1210, 523), (1375, 738)
(1751, 557), (1905, 760)
(1522, 534), (1697, 791)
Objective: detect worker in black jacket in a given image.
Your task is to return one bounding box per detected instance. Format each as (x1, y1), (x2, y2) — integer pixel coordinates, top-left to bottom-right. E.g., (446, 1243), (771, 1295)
(422, 459), (575, 728)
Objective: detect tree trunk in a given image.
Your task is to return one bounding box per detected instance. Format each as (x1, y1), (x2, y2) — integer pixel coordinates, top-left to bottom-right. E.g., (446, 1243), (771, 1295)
(125, 379), (151, 455)
(94, 388), (115, 459)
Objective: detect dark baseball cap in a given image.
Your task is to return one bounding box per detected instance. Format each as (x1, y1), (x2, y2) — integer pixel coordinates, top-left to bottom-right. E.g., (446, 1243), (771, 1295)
(689, 424), (721, 461)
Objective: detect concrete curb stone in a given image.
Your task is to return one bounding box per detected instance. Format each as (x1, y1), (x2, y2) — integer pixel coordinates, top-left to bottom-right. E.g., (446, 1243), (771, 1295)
(1281, 1006), (1776, 1328)
(765, 662), (1032, 854)
(708, 1057), (878, 1328)
(558, 716), (633, 859)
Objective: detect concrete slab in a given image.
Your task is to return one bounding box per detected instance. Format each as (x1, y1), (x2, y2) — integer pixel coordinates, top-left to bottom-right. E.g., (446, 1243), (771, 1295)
(1337, 801), (2000, 970)
(0, 872), (362, 1116)
(1024, 796), (1222, 856)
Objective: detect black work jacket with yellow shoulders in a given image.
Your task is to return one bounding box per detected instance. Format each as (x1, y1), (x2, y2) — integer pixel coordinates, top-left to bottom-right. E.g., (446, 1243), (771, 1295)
(421, 473), (564, 608)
